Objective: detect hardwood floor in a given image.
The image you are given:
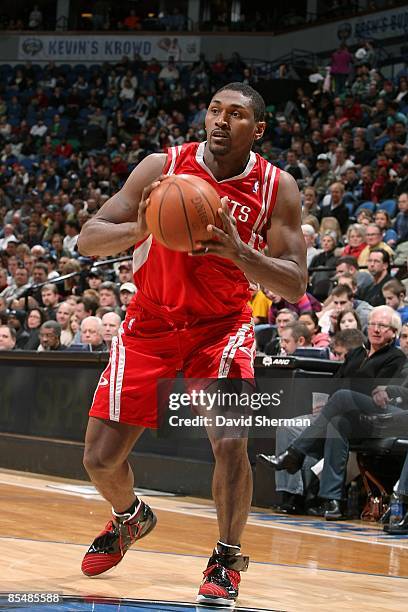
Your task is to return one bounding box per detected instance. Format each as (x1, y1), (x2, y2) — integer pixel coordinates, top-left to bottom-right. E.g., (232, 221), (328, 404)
(0, 469), (407, 611)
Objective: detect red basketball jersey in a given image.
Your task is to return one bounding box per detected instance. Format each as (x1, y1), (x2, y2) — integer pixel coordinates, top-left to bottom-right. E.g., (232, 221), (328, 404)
(128, 142), (280, 323)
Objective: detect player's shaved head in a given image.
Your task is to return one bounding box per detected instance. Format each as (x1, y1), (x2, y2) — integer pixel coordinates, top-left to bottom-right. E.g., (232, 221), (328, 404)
(213, 83), (265, 122)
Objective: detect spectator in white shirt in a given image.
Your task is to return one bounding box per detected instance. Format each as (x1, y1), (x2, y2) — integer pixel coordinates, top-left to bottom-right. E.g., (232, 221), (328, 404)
(159, 60), (180, 84)
(119, 78), (135, 101)
(332, 145), (355, 179)
(63, 220), (80, 255)
(0, 224), (17, 250)
(30, 119), (47, 138)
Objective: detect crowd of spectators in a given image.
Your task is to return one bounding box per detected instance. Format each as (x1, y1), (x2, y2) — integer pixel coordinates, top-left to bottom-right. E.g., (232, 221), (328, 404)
(0, 46), (408, 531)
(0, 46), (407, 357)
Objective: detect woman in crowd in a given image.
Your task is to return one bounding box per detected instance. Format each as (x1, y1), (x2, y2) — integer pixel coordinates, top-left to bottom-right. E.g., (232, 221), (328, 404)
(21, 307), (47, 350)
(342, 223), (367, 259)
(374, 209), (398, 247)
(333, 308), (363, 335)
(298, 311), (330, 348)
(309, 230), (338, 301)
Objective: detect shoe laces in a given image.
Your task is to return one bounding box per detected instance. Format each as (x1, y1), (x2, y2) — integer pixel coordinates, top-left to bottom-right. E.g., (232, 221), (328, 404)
(203, 563), (241, 589)
(115, 511), (144, 556)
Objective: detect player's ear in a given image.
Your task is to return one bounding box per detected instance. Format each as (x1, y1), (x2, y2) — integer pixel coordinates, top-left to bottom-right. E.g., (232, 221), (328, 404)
(254, 121), (266, 140)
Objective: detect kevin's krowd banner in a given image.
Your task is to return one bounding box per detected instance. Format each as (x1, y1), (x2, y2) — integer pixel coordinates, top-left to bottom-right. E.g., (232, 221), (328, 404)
(17, 35), (200, 62)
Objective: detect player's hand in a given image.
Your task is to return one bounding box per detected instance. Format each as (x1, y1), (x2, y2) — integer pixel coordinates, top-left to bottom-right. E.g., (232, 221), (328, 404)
(372, 386), (390, 408)
(189, 197), (246, 262)
(135, 177), (165, 240)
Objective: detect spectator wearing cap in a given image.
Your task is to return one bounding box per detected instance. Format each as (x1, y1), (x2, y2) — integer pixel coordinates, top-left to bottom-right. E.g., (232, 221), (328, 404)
(88, 268), (103, 290)
(310, 154), (336, 201)
(101, 312), (122, 350)
(117, 261), (133, 284)
(63, 220), (80, 255)
(357, 224), (395, 267)
(38, 321), (66, 351)
(119, 282), (136, 318)
(4, 237), (20, 259)
(318, 182), (349, 234)
(0, 325), (16, 351)
(80, 316), (107, 352)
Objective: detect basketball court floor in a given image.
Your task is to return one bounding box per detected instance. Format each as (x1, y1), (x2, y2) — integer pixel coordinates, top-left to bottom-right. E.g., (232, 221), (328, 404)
(0, 469), (407, 611)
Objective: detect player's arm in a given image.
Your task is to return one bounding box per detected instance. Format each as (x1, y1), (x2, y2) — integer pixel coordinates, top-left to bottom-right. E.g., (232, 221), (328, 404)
(194, 171), (307, 303)
(260, 171), (308, 301)
(77, 153), (167, 256)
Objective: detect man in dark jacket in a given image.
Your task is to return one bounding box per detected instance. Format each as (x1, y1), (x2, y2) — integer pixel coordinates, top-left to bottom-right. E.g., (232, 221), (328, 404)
(264, 306), (406, 519)
(318, 182), (349, 234)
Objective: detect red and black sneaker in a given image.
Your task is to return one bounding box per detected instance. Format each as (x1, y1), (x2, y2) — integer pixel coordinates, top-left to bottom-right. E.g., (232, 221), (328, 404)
(196, 547), (249, 607)
(81, 500), (157, 577)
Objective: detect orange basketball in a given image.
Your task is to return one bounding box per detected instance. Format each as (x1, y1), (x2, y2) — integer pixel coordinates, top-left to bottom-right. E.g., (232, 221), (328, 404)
(145, 174), (222, 252)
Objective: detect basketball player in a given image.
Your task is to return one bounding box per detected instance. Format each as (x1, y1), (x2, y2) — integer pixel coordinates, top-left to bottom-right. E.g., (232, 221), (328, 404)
(77, 83), (307, 607)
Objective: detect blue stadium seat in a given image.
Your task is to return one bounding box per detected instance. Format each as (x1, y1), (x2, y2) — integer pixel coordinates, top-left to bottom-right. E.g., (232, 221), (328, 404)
(355, 201), (376, 215)
(345, 202), (355, 216)
(8, 117), (20, 127)
(20, 159), (35, 171)
(378, 199), (397, 218)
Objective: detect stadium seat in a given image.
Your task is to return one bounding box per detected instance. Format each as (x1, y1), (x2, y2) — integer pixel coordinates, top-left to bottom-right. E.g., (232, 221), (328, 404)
(20, 159), (35, 171)
(355, 201), (376, 215)
(345, 202), (355, 216)
(378, 199), (397, 217)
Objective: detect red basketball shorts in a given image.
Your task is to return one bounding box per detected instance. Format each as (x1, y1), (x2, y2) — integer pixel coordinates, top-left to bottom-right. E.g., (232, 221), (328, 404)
(89, 307), (255, 428)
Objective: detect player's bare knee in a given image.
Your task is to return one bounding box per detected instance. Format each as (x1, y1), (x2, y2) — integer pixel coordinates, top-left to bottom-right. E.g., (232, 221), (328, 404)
(211, 437), (248, 463)
(83, 445), (122, 475)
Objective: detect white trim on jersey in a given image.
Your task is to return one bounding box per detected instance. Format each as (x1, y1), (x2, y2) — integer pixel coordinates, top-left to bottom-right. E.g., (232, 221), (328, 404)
(248, 162), (272, 248)
(195, 141), (256, 184)
(218, 322), (253, 378)
(256, 164), (277, 238)
(133, 234), (153, 273)
(114, 329), (126, 421)
(108, 328), (126, 422)
(167, 145), (182, 176)
(109, 336), (118, 421)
